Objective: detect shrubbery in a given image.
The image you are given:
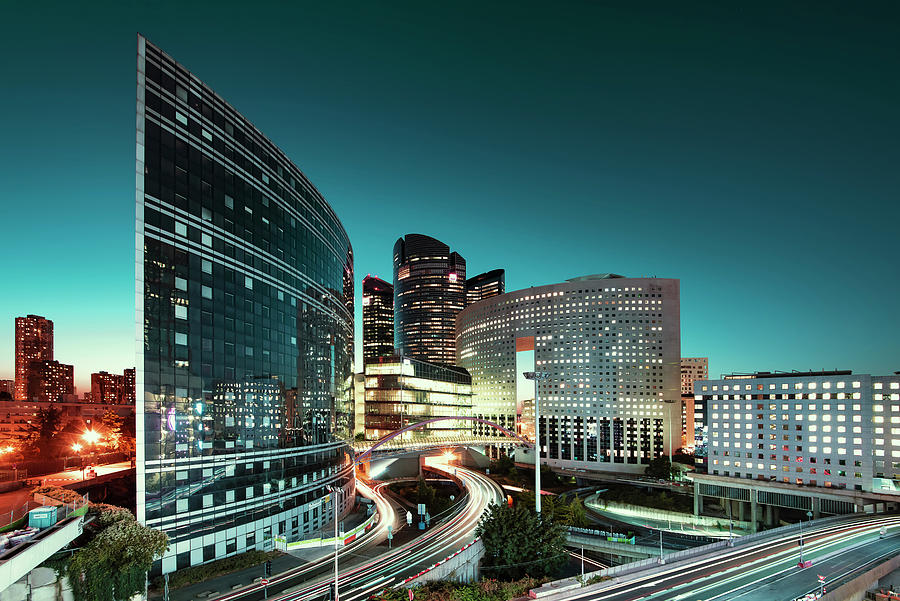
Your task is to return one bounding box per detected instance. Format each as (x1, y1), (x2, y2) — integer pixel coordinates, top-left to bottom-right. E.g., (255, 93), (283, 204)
(33, 485), (84, 505)
(369, 577), (548, 600)
(594, 484), (691, 513)
(152, 549), (281, 590)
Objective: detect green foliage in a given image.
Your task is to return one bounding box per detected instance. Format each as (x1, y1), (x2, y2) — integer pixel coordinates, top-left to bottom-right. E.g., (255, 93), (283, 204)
(645, 456), (676, 480)
(97, 410), (134, 454)
(595, 484), (692, 513)
(354, 432), (367, 442)
(88, 503), (134, 527)
(65, 508), (168, 601)
(516, 492), (588, 528)
(415, 476), (451, 515)
(33, 485), (85, 505)
(152, 550), (280, 590)
(369, 576), (548, 600)
(475, 502), (567, 580)
(18, 407), (63, 457)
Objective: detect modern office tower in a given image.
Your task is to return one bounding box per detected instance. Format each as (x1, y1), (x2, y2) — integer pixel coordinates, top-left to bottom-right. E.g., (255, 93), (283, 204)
(26, 360), (74, 402)
(393, 234), (466, 365)
(456, 274), (681, 473)
(466, 269), (505, 306)
(15, 315), (54, 401)
(123, 368), (136, 404)
(681, 357), (708, 394)
(696, 370), (900, 492)
(680, 358), (707, 450)
(362, 275), (394, 360)
(363, 355), (472, 441)
(136, 35), (354, 573)
(91, 371), (125, 404)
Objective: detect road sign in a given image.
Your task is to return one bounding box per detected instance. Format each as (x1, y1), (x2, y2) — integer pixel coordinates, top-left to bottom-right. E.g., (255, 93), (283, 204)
(406, 511), (413, 525)
(408, 590), (414, 601)
(417, 503), (426, 515)
(261, 579), (269, 586)
(817, 574), (825, 582)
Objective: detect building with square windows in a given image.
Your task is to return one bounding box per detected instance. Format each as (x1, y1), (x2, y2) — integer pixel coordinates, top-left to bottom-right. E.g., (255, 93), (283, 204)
(696, 371), (900, 492)
(362, 275), (394, 361)
(466, 269), (505, 306)
(136, 35), (354, 573)
(15, 315), (54, 401)
(455, 274), (681, 473)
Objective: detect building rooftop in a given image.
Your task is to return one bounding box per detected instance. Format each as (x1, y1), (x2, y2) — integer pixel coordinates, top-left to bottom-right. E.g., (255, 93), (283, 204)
(566, 274), (626, 282)
(722, 370), (853, 380)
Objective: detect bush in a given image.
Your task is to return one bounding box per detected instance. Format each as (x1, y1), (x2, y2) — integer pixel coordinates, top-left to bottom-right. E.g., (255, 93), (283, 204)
(33, 485), (84, 505)
(88, 502), (134, 527)
(368, 576), (548, 600)
(152, 549), (281, 590)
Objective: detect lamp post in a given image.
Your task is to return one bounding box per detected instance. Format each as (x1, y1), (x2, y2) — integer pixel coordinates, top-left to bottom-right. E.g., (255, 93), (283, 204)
(327, 485), (342, 601)
(523, 371), (550, 515)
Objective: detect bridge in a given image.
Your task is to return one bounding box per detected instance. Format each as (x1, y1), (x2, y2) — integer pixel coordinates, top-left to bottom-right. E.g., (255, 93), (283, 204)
(351, 416), (532, 466)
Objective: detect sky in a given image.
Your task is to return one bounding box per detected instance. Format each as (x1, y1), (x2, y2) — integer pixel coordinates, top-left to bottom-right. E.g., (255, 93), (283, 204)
(1, 1), (899, 392)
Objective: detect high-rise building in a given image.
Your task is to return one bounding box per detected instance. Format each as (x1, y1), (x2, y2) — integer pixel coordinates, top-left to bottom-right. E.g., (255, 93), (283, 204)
(0, 380), (13, 399)
(91, 371), (125, 404)
(15, 315), (54, 401)
(363, 355), (473, 440)
(696, 371), (900, 493)
(681, 357), (708, 395)
(466, 269), (505, 306)
(393, 234), (466, 365)
(456, 274), (681, 472)
(123, 368), (136, 404)
(362, 275), (394, 360)
(136, 35), (354, 573)
(680, 358), (708, 450)
(26, 360), (74, 402)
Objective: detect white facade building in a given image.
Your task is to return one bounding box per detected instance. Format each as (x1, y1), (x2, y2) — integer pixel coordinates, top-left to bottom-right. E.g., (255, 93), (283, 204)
(698, 371), (900, 493)
(455, 274), (681, 473)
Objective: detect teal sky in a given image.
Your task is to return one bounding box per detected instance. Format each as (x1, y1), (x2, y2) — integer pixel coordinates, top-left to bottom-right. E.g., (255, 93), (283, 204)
(1, 1), (898, 391)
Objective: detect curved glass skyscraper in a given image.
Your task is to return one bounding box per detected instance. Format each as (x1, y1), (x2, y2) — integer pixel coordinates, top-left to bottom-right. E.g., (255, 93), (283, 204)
(136, 35), (354, 573)
(393, 234), (466, 365)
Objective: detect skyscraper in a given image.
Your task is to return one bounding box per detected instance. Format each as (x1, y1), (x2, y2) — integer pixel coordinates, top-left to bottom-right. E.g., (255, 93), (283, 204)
(14, 315), (53, 401)
(680, 357), (708, 450)
(456, 274), (681, 472)
(466, 269), (505, 306)
(393, 234), (466, 365)
(123, 367), (136, 404)
(362, 275), (394, 360)
(26, 360), (74, 402)
(136, 35), (354, 573)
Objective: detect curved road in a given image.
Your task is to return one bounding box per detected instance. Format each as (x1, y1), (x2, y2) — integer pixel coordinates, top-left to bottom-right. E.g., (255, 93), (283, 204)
(546, 514), (900, 601)
(213, 462), (503, 601)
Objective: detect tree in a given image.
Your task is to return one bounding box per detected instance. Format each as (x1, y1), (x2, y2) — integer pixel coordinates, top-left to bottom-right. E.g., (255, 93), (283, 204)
(19, 406), (63, 457)
(475, 502), (568, 580)
(645, 455), (675, 480)
(354, 432), (366, 442)
(97, 409), (135, 454)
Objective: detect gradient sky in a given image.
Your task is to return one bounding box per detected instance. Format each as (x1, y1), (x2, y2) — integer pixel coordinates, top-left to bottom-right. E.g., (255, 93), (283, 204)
(1, 1), (898, 392)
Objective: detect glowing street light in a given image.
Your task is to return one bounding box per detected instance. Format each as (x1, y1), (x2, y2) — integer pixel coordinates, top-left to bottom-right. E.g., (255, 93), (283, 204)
(71, 443), (83, 453)
(82, 430), (101, 445)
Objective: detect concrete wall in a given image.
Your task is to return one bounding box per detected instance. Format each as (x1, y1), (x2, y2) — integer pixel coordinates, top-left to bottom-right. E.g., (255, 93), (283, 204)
(404, 539), (483, 586)
(820, 553), (900, 601)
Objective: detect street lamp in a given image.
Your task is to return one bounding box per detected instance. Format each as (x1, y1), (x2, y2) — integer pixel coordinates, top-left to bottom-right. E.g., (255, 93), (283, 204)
(798, 510), (813, 566)
(523, 371), (550, 516)
(326, 485), (343, 601)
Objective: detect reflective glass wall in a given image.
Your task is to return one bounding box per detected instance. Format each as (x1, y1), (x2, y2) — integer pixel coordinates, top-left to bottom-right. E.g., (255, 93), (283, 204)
(136, 35), (354, 572)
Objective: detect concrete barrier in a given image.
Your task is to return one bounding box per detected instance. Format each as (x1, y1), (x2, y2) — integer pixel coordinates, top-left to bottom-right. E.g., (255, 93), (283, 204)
(403, 539), (483, 586)
(820, 553), (900, 601)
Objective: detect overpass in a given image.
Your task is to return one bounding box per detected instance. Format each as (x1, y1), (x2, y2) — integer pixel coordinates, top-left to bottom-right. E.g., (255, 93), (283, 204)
(565, 531), (657, 561)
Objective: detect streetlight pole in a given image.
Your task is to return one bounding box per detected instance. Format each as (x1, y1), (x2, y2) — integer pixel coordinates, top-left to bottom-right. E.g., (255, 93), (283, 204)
(524, 371), (550, 516)
(327, 485), (342, 601)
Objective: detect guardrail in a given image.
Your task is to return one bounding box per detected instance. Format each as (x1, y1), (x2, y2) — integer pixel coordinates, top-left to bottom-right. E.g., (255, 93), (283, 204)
(274, 512), (378, 551)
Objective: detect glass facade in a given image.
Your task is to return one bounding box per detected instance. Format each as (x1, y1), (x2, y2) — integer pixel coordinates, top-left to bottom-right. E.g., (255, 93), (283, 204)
(135, 35), (354, 573)
(393, 234), (466, 365)
(362, 275), (394, 360)
(466, 269), (505, 306)
(364, 355), (472, 440)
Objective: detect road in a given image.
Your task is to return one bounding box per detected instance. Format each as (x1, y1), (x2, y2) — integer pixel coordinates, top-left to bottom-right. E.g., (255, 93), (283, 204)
(540, 514), (900, 601)
(212, 461), (503, 601)
(39, 461), (133, 486)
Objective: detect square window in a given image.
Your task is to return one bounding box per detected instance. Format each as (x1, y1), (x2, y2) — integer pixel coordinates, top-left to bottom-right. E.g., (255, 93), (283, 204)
(175, 277), (187, 291)
(175, 306), (187, 320)
(225, 195), (234, 209)
(175, 222), (187, 237)
(202, 260), (212, 274)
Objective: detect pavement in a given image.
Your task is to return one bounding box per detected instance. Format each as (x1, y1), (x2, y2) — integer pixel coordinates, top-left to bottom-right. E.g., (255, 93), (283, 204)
(39, 461), (133, 487)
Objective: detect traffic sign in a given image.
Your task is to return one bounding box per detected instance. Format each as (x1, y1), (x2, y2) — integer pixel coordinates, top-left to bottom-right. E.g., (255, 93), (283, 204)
(408, 590), (414, 601)
(817, 574), (825, 582)
(406, 511), (413, 525)
(261, 579), (269, 586)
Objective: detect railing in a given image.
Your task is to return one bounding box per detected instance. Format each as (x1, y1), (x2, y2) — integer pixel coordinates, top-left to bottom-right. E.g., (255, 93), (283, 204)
(1, 492), (91, 534)
(0, 500), (42, 533)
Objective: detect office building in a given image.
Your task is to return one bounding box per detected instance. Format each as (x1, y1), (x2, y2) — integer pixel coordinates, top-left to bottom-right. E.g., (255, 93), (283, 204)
(393, 234), (466, 365)
(15, 315), (54, 401)
(697, 370), (900, 492)
(362, 275), (394, 360)
(680, 358), (708, 450)
(136, 35), (354, 573)
(456, 274), (681, 473)
(466, 269), (505, 306)
(0, 380), (13, 399)
(363, 355), (473, 440)
(123, 368), (136, 404)
(26, 360), (75, 402)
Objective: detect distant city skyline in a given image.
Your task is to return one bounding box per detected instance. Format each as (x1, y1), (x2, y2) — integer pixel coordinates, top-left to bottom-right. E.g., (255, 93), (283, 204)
(2, 2), (900, 391)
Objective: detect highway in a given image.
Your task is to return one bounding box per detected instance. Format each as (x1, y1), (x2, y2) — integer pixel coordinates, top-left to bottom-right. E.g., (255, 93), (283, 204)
(212, 461), (503, 601)
(540, 514), (900, 601)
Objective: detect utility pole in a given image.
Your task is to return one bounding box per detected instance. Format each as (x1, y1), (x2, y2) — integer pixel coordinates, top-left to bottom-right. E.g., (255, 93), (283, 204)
(327, 485), (342, 601)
